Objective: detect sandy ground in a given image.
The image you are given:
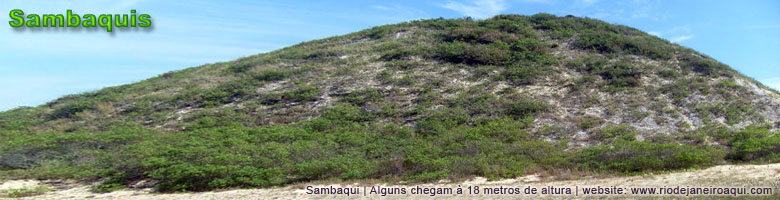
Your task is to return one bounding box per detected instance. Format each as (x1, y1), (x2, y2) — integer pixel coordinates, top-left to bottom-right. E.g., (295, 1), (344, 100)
(1, 163), (779, 200)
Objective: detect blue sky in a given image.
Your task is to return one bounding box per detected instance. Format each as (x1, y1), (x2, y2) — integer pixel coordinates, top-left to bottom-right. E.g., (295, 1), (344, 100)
(1, 0), (778, 111)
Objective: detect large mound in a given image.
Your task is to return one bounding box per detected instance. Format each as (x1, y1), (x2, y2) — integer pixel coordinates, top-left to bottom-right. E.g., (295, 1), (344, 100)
(1, 14), (779, 192)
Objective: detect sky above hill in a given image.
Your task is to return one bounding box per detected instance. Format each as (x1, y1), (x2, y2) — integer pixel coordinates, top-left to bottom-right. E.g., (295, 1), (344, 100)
(0, 0), (778, 111)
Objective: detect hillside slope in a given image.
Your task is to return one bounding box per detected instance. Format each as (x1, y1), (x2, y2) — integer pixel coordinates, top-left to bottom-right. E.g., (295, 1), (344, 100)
(1, 14), (779, 192)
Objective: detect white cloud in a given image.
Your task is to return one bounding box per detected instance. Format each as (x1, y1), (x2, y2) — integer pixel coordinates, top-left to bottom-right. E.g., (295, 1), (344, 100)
(651, 25), (694, 43)
(670, 35), (694, 43)
(442, 0), (506, 19)
(762, 77), (780, 91)
(668, 25), (692, 35)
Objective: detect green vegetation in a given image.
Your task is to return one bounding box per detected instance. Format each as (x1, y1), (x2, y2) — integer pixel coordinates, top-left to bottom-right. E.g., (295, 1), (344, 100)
(573, 30), (673, 60)
(577, 140), (724, 173)
(567, 56), (644, 91)
(1, 107), (773, 191)
(0, 13), (777, 193)
(592, 125), (637, 142)
(727, 127), (780, 162)
(505, 98), (549, 118)
(1, 185), (51, 198)
(679, 50), (733, 77)
(49, 99), (95, 120)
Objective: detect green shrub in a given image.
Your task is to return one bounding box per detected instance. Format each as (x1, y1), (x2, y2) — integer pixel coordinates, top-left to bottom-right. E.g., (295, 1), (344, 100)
(49, 100), (95, 120)
(416, 108), (470, 135)
(436, 41), (512, 65)
(599, 61), (642, 90)
(593, 125), (636, 142)
(342, 89), (383, 106)
(679, 53), (731, 77)
(528, 13), (558, 25)
(502, 64), (545, 85)
(281, 85), (319, 102)
(658, 69), (680, 78)
(574, 30), (672, 60)
(363, 25), (398, 39)
(573, 58), (642, 90)
(385, 60), (418, 70)
(0, 123), (154, 179)
(728, 128), (780, 162)
(253, 69), (291, 81)
(510, 38), (549, 61)
(484, 15), (531, 33)
(716, 80), (740, 89)
(202, 80), (256, 106)
(227, 63), (253, 73)
(577, 140), (724, 173)
(478, 30), (519, 43)
(124, 101), (153, 117)
(321, 104), (374, 122)
(446, 89), (503, 116)
(380, 47), (419, 61)
(442, 25), (484, 42)
(505, 98), (548, 118)
(578, 117), (601, 129)
(578, 56), (609, 72)
(2, 111), (763, 192)
(573, 30), (620, 54)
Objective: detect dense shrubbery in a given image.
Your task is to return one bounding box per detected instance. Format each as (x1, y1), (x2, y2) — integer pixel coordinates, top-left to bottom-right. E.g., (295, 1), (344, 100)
(592, 125), (637, 142)
(227, 63), (253, 73)
(577, 140), (724, 173)
(573, 30), (673, 60)
(436, 41), (512, 65)
(202, 80), (256, 106)
(363, 25), (400, 39)
(281, 84), (320, 102)
(253, 69), (292, 81)
(569, 56), (643, 91)
(426, 18), (561, 86)
(341, 89), (384, 106)
(727, 127), (780, 162)
(3, 105), (565, 191)
(679, 51), (733, 77)
(476, 14), (665, 59)
(48, 100), (95, 120)
(5, 103), (768, 192)
(378, 42), (425, 61)
(505, 98), (549, 119)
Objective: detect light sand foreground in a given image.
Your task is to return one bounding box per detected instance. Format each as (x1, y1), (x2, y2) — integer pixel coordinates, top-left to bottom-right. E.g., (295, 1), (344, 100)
(2, 163), (779, 200)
